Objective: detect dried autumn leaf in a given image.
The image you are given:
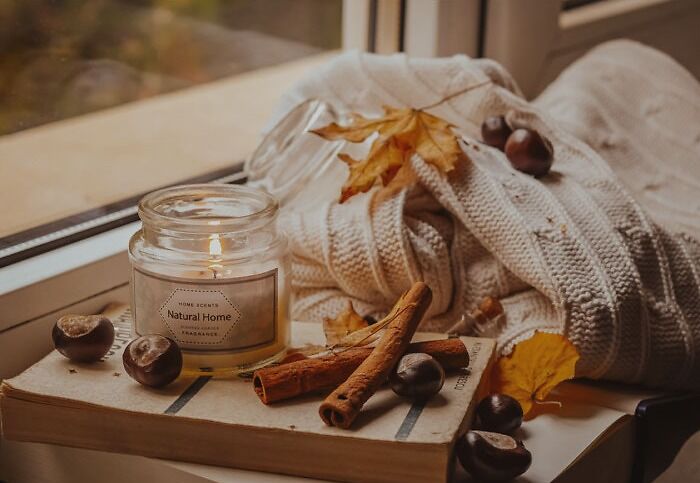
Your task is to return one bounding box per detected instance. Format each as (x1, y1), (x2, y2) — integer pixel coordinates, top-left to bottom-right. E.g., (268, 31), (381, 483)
(312, 106), (466, 203)
(492, 332), (580, 417)
(323, 300), (369, 346)
(289, 296), (413, 359)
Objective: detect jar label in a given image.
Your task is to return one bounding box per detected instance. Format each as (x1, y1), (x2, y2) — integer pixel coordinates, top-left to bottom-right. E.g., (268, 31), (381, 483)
(132, 268), (278, 353)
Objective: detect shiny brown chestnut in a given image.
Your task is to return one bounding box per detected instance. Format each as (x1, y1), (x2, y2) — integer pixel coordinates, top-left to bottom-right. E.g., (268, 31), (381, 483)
(475, 394), (524, 434)
(457, 430), (532, 482)
(52, 315), (115, 362)
(504, 128), (553, 177)
(123, 335), (182, 387)
(481, 116), (513, 151)
(389, 353), (445, 400)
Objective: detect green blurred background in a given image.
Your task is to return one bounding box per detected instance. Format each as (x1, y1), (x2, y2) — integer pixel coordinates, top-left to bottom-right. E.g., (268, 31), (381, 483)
(0, 0), (342, 135)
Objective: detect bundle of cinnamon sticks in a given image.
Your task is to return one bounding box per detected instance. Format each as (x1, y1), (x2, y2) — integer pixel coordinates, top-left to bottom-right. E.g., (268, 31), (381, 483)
(253, 282), (473, 429)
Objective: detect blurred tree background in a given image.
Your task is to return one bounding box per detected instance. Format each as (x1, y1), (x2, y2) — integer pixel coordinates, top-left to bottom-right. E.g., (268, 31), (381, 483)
(0, 0), (342, 135)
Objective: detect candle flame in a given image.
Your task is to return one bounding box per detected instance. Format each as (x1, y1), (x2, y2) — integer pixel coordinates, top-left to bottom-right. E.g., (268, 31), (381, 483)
(209, 234), (223, 258)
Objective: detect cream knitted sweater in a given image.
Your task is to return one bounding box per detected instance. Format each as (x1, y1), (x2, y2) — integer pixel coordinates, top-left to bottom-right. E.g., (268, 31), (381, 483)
(272, 40), (700, 389)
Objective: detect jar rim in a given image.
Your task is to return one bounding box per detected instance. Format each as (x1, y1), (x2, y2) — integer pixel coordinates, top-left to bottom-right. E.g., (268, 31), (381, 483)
(138, 184), (278, 234)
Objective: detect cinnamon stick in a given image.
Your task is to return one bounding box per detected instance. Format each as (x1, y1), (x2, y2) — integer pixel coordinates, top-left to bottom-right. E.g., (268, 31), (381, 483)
(253, 338), (469, 404)
(319, 282), (432, 428)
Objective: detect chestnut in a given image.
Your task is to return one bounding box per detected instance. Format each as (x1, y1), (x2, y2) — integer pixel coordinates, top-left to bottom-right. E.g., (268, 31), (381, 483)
(52, 315), (115, 362)
(389, 353), (444, 400)
(123, 335), (182, 387)
(504, 128), (553, 177)
(481, 116), (513, 151)
(475, 394), (523, 434)
(457, 430), (532, 482)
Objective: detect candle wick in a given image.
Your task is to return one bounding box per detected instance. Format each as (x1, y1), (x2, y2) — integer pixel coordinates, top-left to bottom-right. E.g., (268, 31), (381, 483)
(209, 263), (223, 279)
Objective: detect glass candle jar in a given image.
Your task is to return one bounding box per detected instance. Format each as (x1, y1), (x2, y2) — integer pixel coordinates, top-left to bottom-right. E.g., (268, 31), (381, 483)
(128, 184), (290, 376)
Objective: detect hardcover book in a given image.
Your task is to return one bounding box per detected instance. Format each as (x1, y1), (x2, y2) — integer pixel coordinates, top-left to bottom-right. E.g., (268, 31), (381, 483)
(0, 304), (496, 483)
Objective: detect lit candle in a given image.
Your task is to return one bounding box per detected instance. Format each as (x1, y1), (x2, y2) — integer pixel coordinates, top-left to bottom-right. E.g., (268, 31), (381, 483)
(208, 234), (223, 279)
(129, 184), (291, 376)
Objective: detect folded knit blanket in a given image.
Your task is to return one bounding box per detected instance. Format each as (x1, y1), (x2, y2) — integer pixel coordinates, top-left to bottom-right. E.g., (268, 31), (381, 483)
(271, 40), (700, 389)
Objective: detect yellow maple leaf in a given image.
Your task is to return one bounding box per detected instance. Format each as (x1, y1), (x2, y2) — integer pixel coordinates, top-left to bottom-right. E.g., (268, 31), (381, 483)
(312, 106), (466, 203)
(492, 332), (580, 417)
(322, 300), (369, 346)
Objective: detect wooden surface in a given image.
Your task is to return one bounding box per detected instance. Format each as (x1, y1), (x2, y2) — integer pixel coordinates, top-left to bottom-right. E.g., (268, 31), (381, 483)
(0, 54), (333, 239)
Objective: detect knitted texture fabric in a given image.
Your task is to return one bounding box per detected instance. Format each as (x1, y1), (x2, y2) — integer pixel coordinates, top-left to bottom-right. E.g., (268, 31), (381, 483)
(272, 40), (700, 389)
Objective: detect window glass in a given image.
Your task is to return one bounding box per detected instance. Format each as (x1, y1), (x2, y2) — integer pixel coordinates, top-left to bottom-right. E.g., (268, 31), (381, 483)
(0, 0), (342, 135)
(0, 0), (342, 266)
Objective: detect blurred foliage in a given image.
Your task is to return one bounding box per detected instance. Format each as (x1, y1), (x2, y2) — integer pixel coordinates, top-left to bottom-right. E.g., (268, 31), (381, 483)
(0, 0), (342, 135)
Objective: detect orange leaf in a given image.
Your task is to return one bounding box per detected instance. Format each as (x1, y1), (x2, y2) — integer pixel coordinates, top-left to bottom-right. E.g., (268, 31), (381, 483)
(311, 106), (466, 203)
(491, 332), (580, 417)
(322, 300), (369, 346)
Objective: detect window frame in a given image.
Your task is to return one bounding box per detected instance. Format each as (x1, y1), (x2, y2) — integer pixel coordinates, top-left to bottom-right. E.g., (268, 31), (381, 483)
(482, 0), (700, 97)
(342, 0), (481, 57)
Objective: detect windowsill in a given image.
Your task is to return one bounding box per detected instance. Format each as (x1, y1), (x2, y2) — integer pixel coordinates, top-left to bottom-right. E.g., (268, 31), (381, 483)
(0, 52), (335, 239)
(0, 222), (136, 333)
